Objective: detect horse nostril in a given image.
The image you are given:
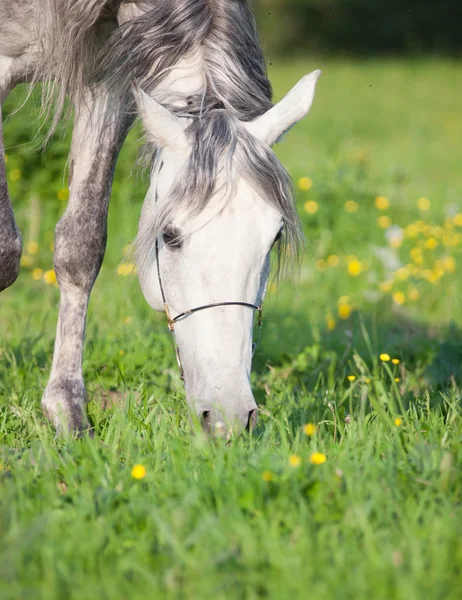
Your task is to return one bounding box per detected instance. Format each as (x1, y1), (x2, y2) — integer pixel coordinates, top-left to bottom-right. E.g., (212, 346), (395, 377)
(201, 411), (211, 433)
(247, 409), (258, 431)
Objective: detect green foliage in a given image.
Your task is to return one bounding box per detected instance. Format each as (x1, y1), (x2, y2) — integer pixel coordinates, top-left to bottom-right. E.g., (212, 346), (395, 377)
(255, 0), (462, 56)
(1, 60), (462, 597)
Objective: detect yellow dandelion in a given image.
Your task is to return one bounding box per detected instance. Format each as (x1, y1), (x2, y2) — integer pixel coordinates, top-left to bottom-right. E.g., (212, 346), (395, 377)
(392, 291), (405, 305)
(310, 452), (327, 465)
(425, 238), (438, 250)
(453, 214), (462, 227)
(417, 197), (430, 211)
(365, 378), (371, 384)
(26, 241), (39, 255)
(10, 168), (21, 182)
(20, 255), (33, 268)
(119, 350), (125, 356)
(327, 255), (339, 267)
(262, 470), (273, 482)
(410, 247), (423, 265)
(57, 188), (69, 201)
(326, 313), (336, 331)
(347, 375), (356, 382)
(32, 268), (44, 281)
(131, 464), (147, 479)
(395, 377), (401, 383)
(304, 200), (319, 215)
(117, 263), (136, 276)
(442, 256), (456, 273)
(380, 281), (393, 293)
(303, 423), (317, 436)
(395, 267), (410, 281)
(408, 286), (420, 301)
(344, 200), (359, 213)
(298, 177), (313, 192)
(380, 353), (391, 362)
(377, 215), (392, 229)
(394, 417), (403, 427)
(338, 302), (352, 320)
(347, 258), (362, 277)
(404, 223), (419, 238)
(43, 270), (57, 285)
(391, 358), (400, 365)
(288, 454), (301, 468)
(375, 196), (390, 210)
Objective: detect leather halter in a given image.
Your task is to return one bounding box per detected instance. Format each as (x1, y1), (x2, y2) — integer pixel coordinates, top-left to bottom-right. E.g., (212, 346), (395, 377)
(155, 238), (263, 380)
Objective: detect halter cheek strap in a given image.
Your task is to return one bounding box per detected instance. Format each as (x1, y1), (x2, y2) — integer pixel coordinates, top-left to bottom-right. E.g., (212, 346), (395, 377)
(155, 238), (263, 380)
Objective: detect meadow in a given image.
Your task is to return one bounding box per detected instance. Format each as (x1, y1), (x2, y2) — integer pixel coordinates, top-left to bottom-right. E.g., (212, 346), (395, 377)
(1, 59), (462, 599)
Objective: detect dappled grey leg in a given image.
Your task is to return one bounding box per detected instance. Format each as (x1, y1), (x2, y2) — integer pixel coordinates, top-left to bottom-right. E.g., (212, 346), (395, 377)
(41, 88), (133, 434)
(0, 72), (22, 291)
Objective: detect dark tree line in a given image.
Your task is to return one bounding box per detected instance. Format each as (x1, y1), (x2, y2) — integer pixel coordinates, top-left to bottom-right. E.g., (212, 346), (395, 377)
(254, 0), (462, 55)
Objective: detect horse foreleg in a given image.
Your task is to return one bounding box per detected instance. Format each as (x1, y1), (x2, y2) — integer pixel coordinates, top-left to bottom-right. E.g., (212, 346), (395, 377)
(0, 59), (22, 291)
(42, 88), (133, 434)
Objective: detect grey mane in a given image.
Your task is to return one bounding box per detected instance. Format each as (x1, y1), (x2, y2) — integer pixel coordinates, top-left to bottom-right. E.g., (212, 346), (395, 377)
(136, 111), (302, 274)
(36, 0), (273, 124)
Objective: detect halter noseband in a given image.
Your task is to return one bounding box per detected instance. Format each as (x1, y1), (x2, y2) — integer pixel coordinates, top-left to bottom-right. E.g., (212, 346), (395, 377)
(155, 237), (263, 380)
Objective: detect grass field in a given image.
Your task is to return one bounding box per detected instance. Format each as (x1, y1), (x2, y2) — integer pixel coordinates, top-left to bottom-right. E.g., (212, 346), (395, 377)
(1, 59), (462, 599)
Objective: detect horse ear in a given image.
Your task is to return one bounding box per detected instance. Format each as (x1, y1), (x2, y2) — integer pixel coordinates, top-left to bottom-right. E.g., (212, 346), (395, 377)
(132, 82), (188, 151)
(244, 70), (321, 146)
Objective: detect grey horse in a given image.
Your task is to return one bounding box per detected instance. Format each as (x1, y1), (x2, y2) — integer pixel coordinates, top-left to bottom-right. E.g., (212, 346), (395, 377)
(0, 0), (320, 435)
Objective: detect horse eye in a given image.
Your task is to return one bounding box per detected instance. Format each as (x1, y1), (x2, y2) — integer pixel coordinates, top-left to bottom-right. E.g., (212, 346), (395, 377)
(163, 227), (183, 249)
(272, 227), (283, 247)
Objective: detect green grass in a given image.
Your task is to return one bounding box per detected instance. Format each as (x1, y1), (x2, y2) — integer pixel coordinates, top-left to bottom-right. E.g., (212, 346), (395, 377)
(1, 59), (462, 599)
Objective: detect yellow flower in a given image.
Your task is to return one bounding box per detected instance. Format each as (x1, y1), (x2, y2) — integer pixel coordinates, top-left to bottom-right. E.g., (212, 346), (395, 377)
(425, 238), (438, 250)
(453, 214), (462, 227)
(304, 200), (319, 215)
(410, 247), (423, 265)
(442, 256), (456, 273)
(310, 452), (327, 465)
(327, 255), (339, 267)
(303, 423), (317, 436)
(43, 270), (57, 285)
(380, 281), (393, 293)
(57, 188), (69, 201)
(338, 302), (352, 320)
(391, 358), (400, 365)
(375, 196), (390, 210)
(380, 353), (391, 362)
(395, 377), (401, 383)
(404, 223), (419, 238)
(344, 200), (359, 213)
(288, 454), (301, 468)
(119, 350), (125, 356)
(377, 216), (392, 229)
(10, 168), (21, 182)
(408, 286), (420, 301)
(131, 464), (147, 479)
(347, 375), (356, 382)
(123, 316), (133, 324)
(298, 177), (313, 192)
(326, 313), (336, 331)
(32, 268), (44, 281)
(20, 255), (33, 268)
(392, 291), (405, 305)
(262, 470), (273, 482)
(417, 197), (430, 211)
(365, 378), (371, 384)
(347, 259), (362, 277)
(394, 417), (403, 427)
(26, 241), (39, 255)
(117, 263), (136, 276)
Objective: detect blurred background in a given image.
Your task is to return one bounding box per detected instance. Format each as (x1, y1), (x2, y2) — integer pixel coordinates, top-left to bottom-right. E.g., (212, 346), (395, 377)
(1, 1), (462, 409)
(255, 0), (462, 56)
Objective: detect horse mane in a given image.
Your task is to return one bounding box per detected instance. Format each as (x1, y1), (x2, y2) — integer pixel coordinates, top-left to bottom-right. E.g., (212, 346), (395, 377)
(36, 0), (273, 125)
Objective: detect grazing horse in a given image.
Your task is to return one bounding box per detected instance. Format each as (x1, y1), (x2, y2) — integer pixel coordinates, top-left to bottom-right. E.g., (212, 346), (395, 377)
(0, 0), (320, 435)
